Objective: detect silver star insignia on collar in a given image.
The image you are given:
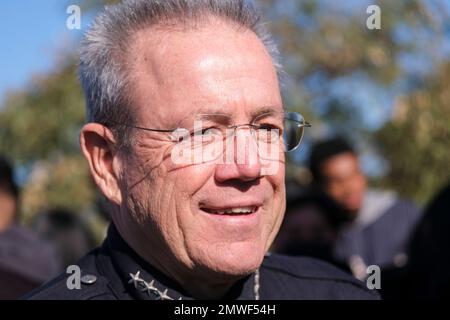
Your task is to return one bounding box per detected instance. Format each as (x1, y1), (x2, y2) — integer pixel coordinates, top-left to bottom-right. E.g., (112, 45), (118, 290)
(128, 271), (143, 288)
(129, 271), (176, 300)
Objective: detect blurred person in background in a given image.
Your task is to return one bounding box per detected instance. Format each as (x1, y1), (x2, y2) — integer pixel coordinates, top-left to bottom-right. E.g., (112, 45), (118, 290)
(0, 156), (59, 299)
(381, 182), (450, 300)
(403, 182), (450, 300)
(31, 208), (97, 270)
(309, 137), (422, 279)
(273, 190), (350, 271)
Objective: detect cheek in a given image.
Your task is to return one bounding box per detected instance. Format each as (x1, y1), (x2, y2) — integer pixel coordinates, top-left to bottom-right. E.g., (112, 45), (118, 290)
(327, 183), (344, 198)
(133, 163), (216, 262)
(265, 153), (285, 187)
(161, 162), (216, 232)
(256, 166), (286, 250)
(355, 175), (367, 192)
(0, 195), (15, 229)
(267, 163), (286, 216)
(177, 163), (217, 197)
(266, 181), (286, 248)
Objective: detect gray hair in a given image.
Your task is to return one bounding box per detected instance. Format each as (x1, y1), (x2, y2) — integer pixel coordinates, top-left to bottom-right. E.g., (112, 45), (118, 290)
(79, 0), (283, 148)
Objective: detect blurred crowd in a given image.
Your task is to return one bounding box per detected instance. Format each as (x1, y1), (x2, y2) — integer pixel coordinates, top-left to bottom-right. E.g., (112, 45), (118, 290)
(1, 134), (449, 299)
(0, 156), (98, 299)
(273, 137), (450, 300)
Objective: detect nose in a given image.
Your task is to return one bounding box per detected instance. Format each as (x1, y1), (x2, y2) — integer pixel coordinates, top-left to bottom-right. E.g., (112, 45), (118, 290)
(214, 128), (262, 183)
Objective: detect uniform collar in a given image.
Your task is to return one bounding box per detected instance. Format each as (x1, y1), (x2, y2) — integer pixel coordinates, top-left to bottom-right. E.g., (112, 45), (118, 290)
(104, 224), (258, 300)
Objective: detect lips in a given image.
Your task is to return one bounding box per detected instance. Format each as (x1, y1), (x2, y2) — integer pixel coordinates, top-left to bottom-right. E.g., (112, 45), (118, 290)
(201, 206), (258, 215)
(198, 201), (263, 232)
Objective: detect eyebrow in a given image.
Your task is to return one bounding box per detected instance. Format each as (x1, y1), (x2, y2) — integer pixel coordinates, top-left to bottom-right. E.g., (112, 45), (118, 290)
(250, 106), (281, 120)
(196, 113), (231, 124)
(194, 106), (281, 121)
(172, 106), (283, 130)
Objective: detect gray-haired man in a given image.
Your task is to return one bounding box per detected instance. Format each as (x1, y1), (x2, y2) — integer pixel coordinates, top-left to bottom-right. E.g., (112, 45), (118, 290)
(27, 0), (378, 300)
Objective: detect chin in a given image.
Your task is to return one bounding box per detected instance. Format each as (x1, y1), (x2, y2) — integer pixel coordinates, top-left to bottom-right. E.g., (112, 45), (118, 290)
(194, 240), (266, 278)
(344, 203), (361, 214)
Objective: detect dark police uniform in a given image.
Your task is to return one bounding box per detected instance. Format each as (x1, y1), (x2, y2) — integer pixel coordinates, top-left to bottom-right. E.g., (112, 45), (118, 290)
(25, 225), (379, 300)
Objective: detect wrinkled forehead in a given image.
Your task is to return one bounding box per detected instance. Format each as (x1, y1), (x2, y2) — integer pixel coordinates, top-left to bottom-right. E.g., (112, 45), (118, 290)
(126, 18), (282, 129)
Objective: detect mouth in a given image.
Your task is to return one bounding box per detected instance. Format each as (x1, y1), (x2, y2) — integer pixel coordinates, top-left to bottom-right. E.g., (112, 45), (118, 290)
(200, 206), (259, 216)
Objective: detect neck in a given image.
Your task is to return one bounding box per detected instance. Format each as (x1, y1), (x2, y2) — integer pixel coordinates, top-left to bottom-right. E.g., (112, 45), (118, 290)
(138, 247), (241, 299)
(181, 278), (237, 300)
(142, 251), (243, 299)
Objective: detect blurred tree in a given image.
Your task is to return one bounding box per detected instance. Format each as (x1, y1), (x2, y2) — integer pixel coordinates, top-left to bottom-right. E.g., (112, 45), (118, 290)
(0, 60), (83, 162)
(0, 1), (120, 239)
(258, 0), (449, 203)
(374, 61), (450, 204)
(0, 59), (94, 219)
(260, 0), (448, 133)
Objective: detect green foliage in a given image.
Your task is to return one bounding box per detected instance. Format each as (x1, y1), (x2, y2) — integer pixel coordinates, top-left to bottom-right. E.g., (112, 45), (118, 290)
(260, 0), (449, 203)
(374, 62), (450, 204)
(0, 59), (84, 162)
(262, 0), (442, 112)
(0, 59), (95, 220)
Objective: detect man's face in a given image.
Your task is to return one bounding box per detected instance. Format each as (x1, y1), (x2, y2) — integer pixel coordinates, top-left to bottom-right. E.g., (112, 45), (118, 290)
(117, 20), (285, 279)
(320, 153), (367, 214)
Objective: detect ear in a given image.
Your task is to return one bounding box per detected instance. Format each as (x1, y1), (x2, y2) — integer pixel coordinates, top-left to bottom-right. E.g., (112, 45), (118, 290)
(80, 123), (123, 205)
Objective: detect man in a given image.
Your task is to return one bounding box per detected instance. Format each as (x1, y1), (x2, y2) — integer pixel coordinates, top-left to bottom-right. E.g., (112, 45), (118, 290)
(27, 0), (377, 300)
(0, 156), (59, 299)
(309, 137), (422, 279)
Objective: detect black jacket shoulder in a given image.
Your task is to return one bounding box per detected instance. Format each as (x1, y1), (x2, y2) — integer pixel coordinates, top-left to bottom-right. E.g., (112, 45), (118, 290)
(24, 248), (118, 300)
(25, 249), (380, 300)
(260, 253), (380, 300)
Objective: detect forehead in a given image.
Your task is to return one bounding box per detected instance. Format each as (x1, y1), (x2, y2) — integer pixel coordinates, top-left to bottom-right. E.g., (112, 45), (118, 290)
(126, 18), (282, 127)
(321, 153), (360, 177)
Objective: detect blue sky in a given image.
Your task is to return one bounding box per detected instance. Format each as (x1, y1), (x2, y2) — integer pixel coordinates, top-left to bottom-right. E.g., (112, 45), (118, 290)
(0, 1), (91, 104)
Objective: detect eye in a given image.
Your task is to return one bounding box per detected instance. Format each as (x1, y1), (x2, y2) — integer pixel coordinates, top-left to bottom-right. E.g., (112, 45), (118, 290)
(257, 123), (283, 134)
(171, 128), (190, 142)
(192, 126), (220, 137)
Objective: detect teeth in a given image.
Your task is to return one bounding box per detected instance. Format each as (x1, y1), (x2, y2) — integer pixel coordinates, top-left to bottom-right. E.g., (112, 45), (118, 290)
(206, 206), (257, 215)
